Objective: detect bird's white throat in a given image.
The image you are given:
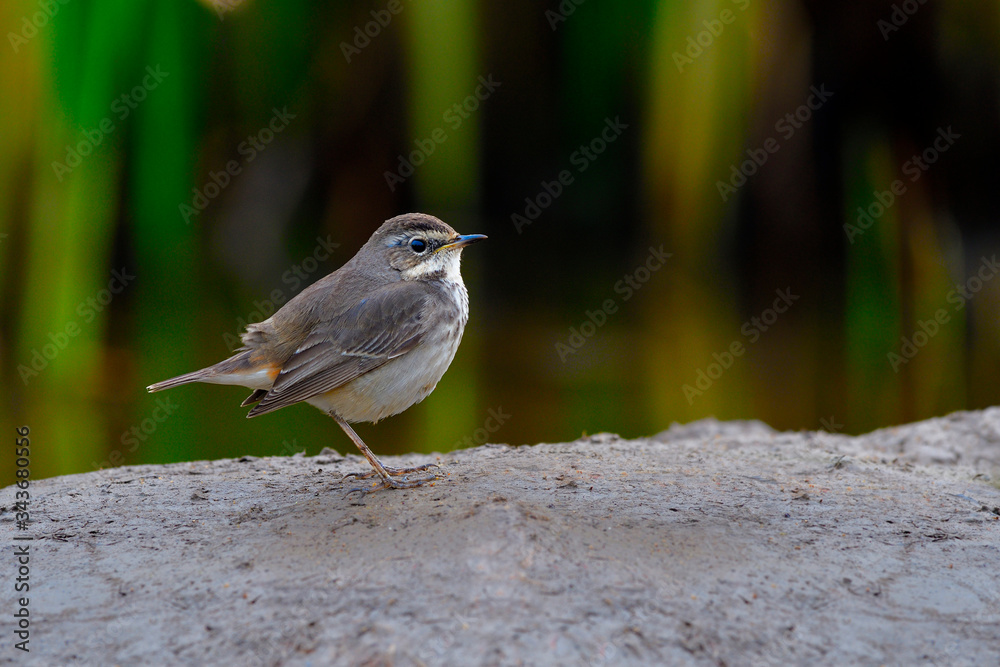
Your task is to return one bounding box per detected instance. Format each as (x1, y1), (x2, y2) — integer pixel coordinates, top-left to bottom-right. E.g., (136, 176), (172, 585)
(401, 248), (466, 284)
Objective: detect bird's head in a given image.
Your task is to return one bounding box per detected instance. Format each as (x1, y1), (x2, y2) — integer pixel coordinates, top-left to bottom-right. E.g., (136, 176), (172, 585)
(370, 213), (487, 281)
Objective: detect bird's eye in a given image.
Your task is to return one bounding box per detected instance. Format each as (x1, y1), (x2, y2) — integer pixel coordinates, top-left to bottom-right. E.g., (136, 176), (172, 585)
(410, 238), (427, 253)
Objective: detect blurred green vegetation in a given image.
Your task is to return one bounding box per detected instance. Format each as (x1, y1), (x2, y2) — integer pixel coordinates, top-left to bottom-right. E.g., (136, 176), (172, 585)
(2, 0), (1000, 482)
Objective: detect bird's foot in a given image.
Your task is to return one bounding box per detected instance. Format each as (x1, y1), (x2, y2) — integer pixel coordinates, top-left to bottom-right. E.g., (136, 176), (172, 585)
(344, 471), (438, 496)
(342, 462), (439, 482)
(342, 463), (440, 496)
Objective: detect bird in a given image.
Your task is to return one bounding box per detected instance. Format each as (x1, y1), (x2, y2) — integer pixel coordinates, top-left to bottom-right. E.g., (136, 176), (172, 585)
(147, 213), (486, 492)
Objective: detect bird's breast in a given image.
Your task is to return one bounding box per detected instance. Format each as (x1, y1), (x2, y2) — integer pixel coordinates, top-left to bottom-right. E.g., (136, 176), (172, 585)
(306, 278), (470, 423)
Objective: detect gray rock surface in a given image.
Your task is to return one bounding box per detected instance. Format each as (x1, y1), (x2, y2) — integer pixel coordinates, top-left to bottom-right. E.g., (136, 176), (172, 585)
(3, 410), (1000, 666)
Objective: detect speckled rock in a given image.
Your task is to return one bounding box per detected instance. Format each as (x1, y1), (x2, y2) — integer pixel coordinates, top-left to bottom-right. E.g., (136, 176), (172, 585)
(2, 411), (999, 666)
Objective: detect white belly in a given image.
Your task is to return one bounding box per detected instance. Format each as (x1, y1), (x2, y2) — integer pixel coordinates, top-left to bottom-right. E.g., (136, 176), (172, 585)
(306, 277), (469, 423)
(305, 326), (465, 422)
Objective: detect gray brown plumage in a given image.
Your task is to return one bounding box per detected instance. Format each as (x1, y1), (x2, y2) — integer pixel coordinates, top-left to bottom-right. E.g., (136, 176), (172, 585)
(148, 213), (486, 491)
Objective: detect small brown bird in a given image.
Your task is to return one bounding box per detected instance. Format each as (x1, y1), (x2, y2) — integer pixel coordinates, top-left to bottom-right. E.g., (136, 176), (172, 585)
(148, 213), (486, 492)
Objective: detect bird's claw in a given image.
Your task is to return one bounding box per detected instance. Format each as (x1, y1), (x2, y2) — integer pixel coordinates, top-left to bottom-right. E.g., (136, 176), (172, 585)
(343, 471), (438, 497)
(341, 462), (440, 482)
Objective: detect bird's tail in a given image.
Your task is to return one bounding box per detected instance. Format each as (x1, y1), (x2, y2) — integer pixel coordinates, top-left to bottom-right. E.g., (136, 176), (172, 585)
(147, 351), (265, 393)
(147, 368), (214, 392)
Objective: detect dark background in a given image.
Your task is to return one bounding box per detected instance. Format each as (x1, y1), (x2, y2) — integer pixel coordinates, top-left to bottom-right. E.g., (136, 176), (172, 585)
(2, 0), (999, 481)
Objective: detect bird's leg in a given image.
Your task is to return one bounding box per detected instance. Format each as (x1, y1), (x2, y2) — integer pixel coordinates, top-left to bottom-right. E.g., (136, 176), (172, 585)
(332, 415), (438, 493)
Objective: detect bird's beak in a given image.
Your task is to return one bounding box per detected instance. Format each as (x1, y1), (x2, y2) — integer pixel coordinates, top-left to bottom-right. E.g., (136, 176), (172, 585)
(439, 234), (487, 251)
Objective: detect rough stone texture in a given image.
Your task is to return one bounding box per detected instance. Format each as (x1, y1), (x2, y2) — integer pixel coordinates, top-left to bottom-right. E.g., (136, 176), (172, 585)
(3, 409), (1000, 666)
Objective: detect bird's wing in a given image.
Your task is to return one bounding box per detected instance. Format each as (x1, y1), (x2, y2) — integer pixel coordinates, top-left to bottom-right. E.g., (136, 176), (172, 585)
(246, 281), (433, 418)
